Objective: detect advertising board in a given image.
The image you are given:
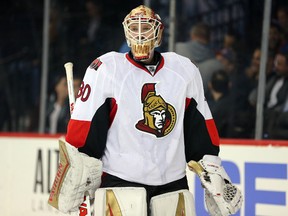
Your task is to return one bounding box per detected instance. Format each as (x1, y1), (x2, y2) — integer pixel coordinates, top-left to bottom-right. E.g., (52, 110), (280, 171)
(0, 134), (287, 216)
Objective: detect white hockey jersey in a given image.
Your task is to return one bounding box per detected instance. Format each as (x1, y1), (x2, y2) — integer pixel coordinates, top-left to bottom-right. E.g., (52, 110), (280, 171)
(66, 51), (219, 185)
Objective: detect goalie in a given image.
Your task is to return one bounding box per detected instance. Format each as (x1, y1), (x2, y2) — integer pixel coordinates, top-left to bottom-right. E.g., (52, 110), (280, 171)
(48, 5), (243, 216)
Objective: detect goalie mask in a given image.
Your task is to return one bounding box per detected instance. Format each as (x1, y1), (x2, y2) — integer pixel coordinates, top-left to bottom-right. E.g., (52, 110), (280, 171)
(122, 5), (164, 61)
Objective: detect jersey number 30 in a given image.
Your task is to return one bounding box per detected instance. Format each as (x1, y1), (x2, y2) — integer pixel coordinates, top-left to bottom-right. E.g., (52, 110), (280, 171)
(77, 82), (91, 102)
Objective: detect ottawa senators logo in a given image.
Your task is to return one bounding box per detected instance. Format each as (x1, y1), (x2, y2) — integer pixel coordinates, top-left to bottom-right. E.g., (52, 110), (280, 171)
(135, 83), (177, 137)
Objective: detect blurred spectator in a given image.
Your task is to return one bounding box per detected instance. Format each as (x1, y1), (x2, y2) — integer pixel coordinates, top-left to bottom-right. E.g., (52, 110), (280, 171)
(245, 48), (261, 81)
(227, 48), (263, 138)
(265, 50), (288, 109)
(175, 22), (214, 61)
(223, 29), (237, 50)
(248, 48), (276, 107)
(45, 75), (69, 134)
(48, 5), (66, 93)
(228, 34), (282, 138)
(263, 49), (288, 138)
(268, 21), (285, 57)
(216, 47), (237, 75)
(85, 0), (104, 44)
(219, 28), (248, 70)
(45, 74), (82, 134)
(265, 94), (288, 139)
(206, 70), (232, 137)
(276, 7), (288, 36)
(77, 0), (113, 68)
(215, 40), (257, 138)
(175, 22), (224, 92)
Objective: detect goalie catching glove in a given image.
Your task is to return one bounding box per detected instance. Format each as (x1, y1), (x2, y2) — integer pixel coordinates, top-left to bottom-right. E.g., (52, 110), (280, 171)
(48, 138), (102, 213)
(188, 155), (243, 216)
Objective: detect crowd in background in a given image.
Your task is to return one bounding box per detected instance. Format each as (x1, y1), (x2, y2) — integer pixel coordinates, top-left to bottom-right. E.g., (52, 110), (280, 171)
(0, 0), (288, 140)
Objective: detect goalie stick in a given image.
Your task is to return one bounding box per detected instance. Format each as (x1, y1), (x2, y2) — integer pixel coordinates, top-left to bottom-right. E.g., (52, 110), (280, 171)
(64, 62), (92, 216)
(64, 62), (75, 115)
(187, 160), (204, 176)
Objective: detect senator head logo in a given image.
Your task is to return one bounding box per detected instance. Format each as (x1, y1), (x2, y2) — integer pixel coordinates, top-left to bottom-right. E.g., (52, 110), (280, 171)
(135, 83), (177, 137)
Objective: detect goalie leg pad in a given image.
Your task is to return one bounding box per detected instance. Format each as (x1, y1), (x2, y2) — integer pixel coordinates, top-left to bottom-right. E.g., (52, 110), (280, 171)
(94, 187), (147, 216)
(48, 138), (102, 213)
(150, 189), (196, 216)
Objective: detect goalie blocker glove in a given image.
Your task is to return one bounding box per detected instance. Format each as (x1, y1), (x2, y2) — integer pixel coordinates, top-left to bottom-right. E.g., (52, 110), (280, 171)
(48, 138), (102, 213)
(190, 155), (243, 216)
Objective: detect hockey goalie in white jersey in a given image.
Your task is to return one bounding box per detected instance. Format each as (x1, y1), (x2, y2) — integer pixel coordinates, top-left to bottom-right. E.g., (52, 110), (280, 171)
(48, 5), (243, 216)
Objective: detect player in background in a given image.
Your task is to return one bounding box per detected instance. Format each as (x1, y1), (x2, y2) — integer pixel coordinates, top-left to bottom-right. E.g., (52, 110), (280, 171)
(48, 5), (243, 216)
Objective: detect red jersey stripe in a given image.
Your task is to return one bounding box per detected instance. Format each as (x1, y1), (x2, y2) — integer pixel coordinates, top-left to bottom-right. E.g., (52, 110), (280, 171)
(185, 98), (191, 110)
(206, 119), (220, 146)
(109, 98), (117, 126)
(65, 119), (91, 148)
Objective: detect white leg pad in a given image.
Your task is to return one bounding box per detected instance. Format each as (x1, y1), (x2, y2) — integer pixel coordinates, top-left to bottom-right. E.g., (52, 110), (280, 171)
(48, 139), (102, 213)
(94, 187), (147, 216)
(150, 189), (196, 216)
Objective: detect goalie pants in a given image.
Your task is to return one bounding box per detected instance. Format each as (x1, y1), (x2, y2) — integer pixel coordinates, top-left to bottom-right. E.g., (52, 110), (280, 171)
(100, 173), (189, 215)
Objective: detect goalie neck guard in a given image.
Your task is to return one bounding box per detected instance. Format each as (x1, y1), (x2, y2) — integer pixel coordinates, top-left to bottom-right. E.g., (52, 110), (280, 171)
(122, 5), (164, 62)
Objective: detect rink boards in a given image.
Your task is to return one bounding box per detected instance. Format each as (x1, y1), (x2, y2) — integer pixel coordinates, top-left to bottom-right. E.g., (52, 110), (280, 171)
(0, 133), (287, 216)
